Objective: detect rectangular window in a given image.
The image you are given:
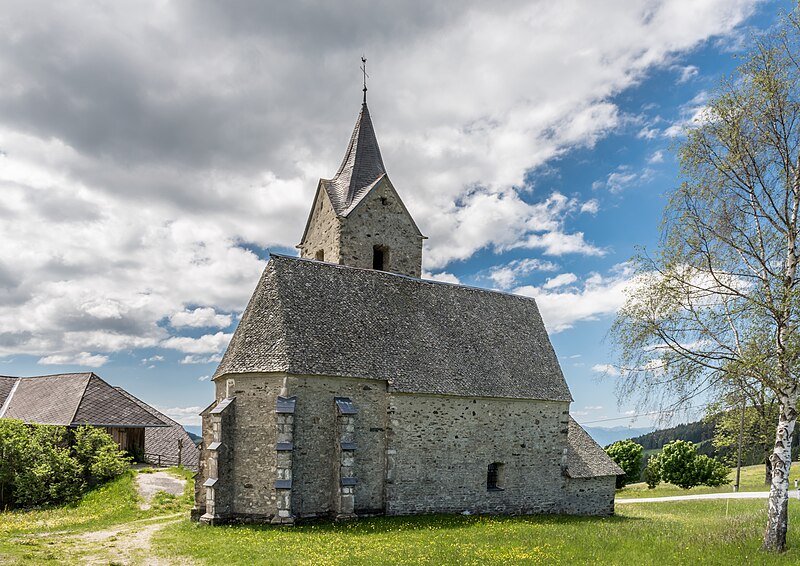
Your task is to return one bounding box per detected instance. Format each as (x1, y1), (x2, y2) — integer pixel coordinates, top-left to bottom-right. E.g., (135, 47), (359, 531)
(487, 462), (504, 491)
(373, 246), (387, 270)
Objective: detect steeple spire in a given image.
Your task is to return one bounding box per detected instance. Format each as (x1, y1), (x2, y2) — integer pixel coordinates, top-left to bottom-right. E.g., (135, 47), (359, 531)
(361, 56), (368, 104)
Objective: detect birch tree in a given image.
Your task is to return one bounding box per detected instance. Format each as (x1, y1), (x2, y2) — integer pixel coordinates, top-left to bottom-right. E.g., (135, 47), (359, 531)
(611, 11), (800, 552)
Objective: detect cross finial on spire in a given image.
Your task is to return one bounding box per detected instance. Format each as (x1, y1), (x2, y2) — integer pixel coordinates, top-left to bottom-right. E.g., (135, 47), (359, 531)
(360, 56), (368, 104)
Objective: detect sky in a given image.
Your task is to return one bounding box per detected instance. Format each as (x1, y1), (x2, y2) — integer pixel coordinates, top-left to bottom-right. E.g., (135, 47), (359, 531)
(0, 0), (795, 434)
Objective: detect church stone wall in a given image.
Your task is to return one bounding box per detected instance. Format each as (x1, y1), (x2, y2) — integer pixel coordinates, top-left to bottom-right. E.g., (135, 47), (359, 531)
(299, 189), (341, 262)
(339, 180), (423, 278)
(386, 393), (569, 515)
(208, 372), (388, 521)
(289, 374), (388, 516)
(563, 476), (616, 516)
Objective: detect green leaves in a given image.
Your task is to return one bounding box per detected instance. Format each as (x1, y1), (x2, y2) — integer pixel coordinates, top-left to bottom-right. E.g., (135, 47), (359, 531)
(0, 420), (131, 509)
(605, 439), (644, 488)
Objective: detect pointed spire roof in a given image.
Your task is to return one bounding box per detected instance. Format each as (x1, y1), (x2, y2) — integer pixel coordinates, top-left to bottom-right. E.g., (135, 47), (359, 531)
(321, 102), (387, 216)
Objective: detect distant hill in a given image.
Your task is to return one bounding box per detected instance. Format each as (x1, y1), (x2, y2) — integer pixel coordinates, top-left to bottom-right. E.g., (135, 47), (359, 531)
(583, 425), (655, 447)
(630, 418), (718, 457)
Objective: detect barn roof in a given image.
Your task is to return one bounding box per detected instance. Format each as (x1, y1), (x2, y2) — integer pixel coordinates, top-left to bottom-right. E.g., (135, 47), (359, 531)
(566, 417), (624, 478)
(214, 254), (573, 402)
(0, 373), (167, 428)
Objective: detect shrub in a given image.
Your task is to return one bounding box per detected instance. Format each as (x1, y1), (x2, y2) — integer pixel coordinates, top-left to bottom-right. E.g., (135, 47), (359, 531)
(693, 454), (731, 487)
(644, 456), (661, 489)
(605, 440), (644, 488)
(73, 426), (131, 485)
(0, 421), (130, 508)
(658, 440), (731, 489)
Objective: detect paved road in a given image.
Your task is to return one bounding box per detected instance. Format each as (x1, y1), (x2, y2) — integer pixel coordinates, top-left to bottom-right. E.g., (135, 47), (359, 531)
(615, 491), (794, 504)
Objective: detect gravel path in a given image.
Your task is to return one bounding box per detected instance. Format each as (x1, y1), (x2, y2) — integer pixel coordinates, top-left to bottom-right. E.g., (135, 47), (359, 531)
(136, 471), (187, 510)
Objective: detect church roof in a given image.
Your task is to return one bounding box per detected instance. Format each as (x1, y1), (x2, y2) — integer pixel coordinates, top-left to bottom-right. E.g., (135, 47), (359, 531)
(565, 417), (625, 478)
(214, 254), (573, 402)
(0, 373), (167, 428)
(321, 102), (387, 216)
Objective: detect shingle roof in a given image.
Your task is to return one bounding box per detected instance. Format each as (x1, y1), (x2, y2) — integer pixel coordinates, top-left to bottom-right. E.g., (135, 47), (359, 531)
(214, 255), (573, 402)
(0, 373), (90, 425)
(321, 102), (387, 216)
(0, 373), (166, 427)
(114, 387), (199, 471)
(566, 417), (624, 478)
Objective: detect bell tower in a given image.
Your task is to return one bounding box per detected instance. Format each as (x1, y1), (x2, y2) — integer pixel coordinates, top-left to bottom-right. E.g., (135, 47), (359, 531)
(298, 77), (425, 278)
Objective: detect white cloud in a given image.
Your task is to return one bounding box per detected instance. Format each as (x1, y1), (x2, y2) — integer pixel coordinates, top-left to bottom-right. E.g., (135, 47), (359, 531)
(637, 126), (660, 139)
(584, 405), (604, 410)
(487, 258), (559, 290)
(181, 354), (223, 365)
(0, 1), (759, 359)
(543, 272), (578, 290)
(170, 307), (232, 329)
(424, 271), (461, 284)
(647, 150), (665, 164)
(664, 91), (712, 137)
(594, 165), (654, 194)
(38, 352), (109, 368)
(142, 355), (164, 364)
(161, 332), (232, 354)
(198, 375), (211, 381)
(515, 263), (639, 332)
(580, 199), (599, 214)
(156, 405), (203, 426)
(675, 64), (699, 83)
(591, 364), (621, 377)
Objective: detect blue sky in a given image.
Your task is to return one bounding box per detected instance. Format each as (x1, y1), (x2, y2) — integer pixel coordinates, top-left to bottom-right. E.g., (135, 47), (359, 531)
(0, 0), (794, 432)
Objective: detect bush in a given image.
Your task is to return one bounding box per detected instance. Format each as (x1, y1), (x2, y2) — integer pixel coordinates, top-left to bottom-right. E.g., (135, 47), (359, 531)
(644, 456), (661, 489)
(73, 426), (131, 485)
(605, 440), (644, 488)
(0, 420), (130, 508)
(658, 440), (731, 489)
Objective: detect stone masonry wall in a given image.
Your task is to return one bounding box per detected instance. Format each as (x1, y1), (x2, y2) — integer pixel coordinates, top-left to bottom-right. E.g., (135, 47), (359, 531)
(339, 179), (423, 278)
(563, 476), (616, 516)
(386, 393), (570, 515)
(299, 188), (341, 262)
(214, 372), (388, 520)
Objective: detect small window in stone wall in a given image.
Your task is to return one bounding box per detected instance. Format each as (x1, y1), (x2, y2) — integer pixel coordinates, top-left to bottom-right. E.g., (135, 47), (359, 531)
(315, 249), (325, 261)
(373, 245), (389, 271)
(487, 462), (504, 491)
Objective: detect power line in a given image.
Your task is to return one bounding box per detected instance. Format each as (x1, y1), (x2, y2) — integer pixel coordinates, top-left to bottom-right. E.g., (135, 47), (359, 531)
(578, 404), (704, 425)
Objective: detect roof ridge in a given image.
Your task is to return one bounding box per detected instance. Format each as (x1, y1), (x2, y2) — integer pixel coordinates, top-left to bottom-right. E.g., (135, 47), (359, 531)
(266, 253), (541, 303)
(0, 379), (20, 418)
(69, 373), (94, 425)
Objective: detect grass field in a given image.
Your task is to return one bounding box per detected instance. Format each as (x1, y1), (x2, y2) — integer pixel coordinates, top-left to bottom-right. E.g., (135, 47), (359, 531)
(618, 463), (800, 498)
(4, 465), (800, 565)
(153, 500), (800, 565)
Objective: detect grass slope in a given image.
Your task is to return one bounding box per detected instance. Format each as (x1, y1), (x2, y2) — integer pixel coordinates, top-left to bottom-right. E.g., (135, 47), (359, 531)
(618, 463), (800, 499)
(0, 467), (193, 565)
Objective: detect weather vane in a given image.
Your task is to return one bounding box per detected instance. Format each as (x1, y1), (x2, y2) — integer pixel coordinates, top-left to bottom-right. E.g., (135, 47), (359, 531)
(361, 56), (368, 103)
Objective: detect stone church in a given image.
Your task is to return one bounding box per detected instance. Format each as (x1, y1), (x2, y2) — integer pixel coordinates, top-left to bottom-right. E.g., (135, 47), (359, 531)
(193, 94), (622, 525)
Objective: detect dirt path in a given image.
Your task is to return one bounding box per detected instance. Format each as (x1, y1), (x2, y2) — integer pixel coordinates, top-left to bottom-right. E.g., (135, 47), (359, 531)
(40, 471), (195, 565)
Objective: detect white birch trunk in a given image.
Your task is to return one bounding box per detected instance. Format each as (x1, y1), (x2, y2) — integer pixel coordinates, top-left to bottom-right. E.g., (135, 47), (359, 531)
(764, 389), (798, 552)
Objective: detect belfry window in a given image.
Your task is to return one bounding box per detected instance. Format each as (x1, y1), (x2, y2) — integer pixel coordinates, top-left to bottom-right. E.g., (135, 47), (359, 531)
(315, 249), (325, 261)
(373, 245), (389, 271)
(487, 462), (504, 491)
